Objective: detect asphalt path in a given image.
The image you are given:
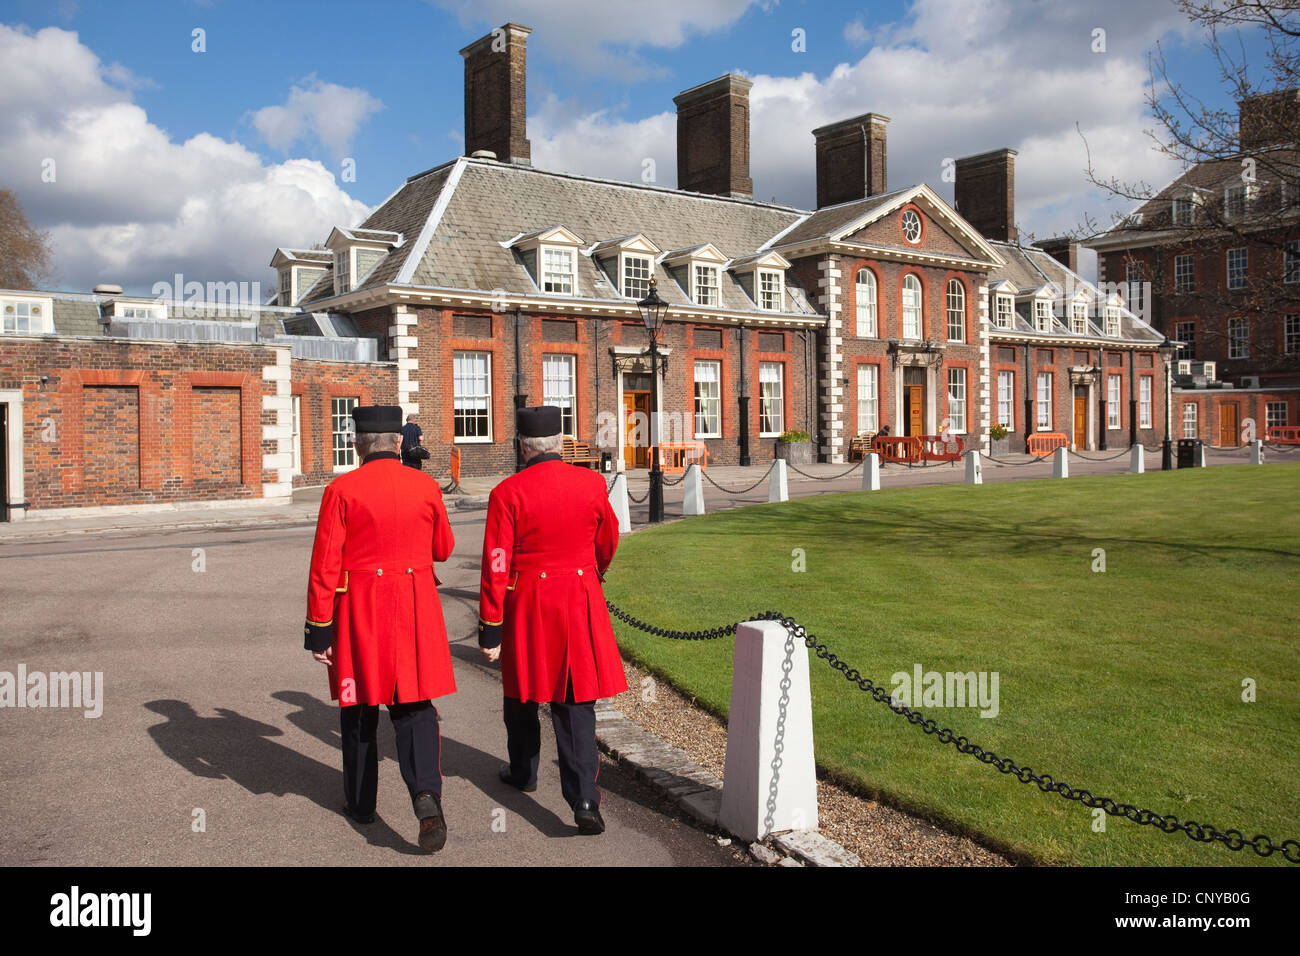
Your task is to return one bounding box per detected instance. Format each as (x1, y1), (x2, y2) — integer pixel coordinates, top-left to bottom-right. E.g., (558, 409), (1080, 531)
(0, 509), (747, 867)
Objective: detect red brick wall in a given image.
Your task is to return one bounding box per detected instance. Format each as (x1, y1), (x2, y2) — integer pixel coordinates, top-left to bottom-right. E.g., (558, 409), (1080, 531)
(290, 358), (399, 488)
(2, 337), (280, 511)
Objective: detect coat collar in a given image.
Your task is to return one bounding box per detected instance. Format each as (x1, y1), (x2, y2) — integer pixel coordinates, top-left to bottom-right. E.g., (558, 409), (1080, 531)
(523, 452), (563, 470)
(362, 451), (401, 464)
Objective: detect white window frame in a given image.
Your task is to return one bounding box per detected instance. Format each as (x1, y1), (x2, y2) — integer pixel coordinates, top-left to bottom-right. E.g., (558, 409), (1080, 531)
(291, 394), (302, 475)
(542, 246), (576, 295)
(1286, 314), (1300, 354)
(855, 269), (877, 337)
(1285, 241), (1300, 284)
(453, 350), (493, 442)
(1228, 317), (1249, 359)
(1172, 195), (1194, 225)
(758, 362), (784, 436)
(1126, 260), (1145, 315)
(902, 274), (922, 339)
(947, 367), (967, 434)
(694, 360), (721, 438)
(1175, 321), (1195, 359)
(1139, 376), (1152, 429)
(995, 294), (1013, 330)
(622, 254), (652, 299)
(1, 296), (55, 334)
(1224, 182), (1247, 218)
(1036, 372), (1053, 431)
(857, 364), (879, 434)
(279, 269), (293, 305)
(1226, 247), (1248, 290)
(946, 280), (965, 342)
(1174, 254), (1194, 294)
(997, 371), (1014, 429)
(1034, 299), (1052, 333)
(1107, 374), (1121, 430)
(542, 353), (577, 437)
(1070, 302), (1087, 335)
(334, 248), (352, 295)
(693, 264), (719, 307)
(1183, 403), (1198, 439)
(332, 396), (359, 471)
(1266, 402), (1288, 429)
(1105, 307), (1121, 337)
(758, 270), (783, 311)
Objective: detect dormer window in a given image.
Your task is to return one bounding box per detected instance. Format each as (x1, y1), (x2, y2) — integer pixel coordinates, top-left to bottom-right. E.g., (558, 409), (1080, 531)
(996, 294), (1013, 329)
(1071, 302), (1088, 335)
(119, 306), (157, 319)
(2, 295), (54, 334)
(279, 269), (292, 304)
(1172, 195), (1195, 226)
(542, 247), (575, 294)
(694, 265), (719, 306)
(623, 254), (652, 299)
(758, 270), (783, 311)
(334, 249), (351, 295)
(1034, 299), (1052, 333)
(1224, 182), (1256, 218)
(1105, 307), (1121, 337)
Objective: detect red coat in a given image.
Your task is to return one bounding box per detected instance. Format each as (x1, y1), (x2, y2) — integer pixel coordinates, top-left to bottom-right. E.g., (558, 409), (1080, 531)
(478, 454), (626, 703)
(306, 453), (457, 706)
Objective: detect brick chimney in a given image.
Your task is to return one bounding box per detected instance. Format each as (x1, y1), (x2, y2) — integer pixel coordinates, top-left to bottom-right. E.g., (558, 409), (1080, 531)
(1033, 237), (1079, 273)
(460, 23), (531, 165)
(1238, 89), (1300, 150)
(954, 148), (1018, 242)
(812, 113), (889, 208)
(674, 75), (753, 198)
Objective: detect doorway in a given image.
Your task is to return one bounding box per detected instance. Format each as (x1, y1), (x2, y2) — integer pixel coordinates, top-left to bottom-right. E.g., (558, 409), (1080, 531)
(1073, 387), (1088, 449)
(0, 403), (7, 522)
(622, 372), (651, 469)
(903, 368), (925, 437)
(1219, 403), (1239, 447)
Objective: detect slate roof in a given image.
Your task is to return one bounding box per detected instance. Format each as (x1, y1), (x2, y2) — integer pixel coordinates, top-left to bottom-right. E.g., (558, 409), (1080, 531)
(51, 297), (103, 336)
(770, 188), (912, 247)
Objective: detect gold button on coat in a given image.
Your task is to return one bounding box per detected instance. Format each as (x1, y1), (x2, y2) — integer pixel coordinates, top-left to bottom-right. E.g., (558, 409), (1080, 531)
(377, 568), (383, 576)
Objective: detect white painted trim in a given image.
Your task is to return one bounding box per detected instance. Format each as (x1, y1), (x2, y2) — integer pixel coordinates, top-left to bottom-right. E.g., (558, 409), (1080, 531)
(0, 390), (25, 521)
(396, 157), (468, 285)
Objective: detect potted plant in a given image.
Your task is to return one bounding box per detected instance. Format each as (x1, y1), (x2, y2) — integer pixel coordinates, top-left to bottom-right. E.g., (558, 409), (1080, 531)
(774, 428), (813, 465)
(989, 422), (1010, 456)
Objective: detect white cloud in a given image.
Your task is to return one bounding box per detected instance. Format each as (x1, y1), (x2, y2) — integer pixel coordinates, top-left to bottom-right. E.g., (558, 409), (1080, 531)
(530, 0), (1200, 272)
(0, 25), (369, 295)
(843, 14), (870, 47)
(248, 74), (385, 157)
(427, 0), (763, 76)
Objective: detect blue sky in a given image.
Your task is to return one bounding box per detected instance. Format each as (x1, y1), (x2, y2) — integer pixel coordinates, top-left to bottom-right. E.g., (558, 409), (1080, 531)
(0, 0), (1278, 294)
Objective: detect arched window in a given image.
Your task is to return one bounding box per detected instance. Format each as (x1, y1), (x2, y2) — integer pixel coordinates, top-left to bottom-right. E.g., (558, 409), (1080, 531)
(946, 279), (965, 341)
(855, 269), (877, 337)
(902, 274), (922, 339)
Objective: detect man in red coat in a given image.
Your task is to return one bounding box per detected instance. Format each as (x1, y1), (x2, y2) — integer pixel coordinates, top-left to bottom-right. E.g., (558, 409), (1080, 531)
(478, 405), (626, 834)
(304, 405), (456, 852)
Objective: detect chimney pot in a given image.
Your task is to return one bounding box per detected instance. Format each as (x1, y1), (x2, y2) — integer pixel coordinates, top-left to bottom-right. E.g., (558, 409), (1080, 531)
(673, 74), (753, 198)
(812, 112), (889, 208)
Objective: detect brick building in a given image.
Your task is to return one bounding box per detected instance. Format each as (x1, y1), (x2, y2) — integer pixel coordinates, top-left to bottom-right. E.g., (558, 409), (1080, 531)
(1084, 90), (1300, 443)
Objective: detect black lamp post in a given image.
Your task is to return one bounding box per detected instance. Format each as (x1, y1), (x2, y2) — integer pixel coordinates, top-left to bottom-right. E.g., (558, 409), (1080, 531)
(637, 277), (669, 523)
(1157, 337), (1177, 470)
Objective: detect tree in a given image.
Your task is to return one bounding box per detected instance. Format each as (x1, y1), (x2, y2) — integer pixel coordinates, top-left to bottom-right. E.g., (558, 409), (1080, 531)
(0, 189), (54, 290)
(1077, 1), (1300, 377)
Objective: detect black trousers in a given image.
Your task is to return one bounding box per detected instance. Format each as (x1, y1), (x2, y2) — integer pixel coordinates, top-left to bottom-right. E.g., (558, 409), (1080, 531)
(340, 700), (441, 816)
(503, 688), (600, 809)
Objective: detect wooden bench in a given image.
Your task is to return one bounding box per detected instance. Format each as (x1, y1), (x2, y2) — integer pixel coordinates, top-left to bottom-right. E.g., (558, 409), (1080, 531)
(561, 436), (601, 468)
(848, 432), (877, 461)
(1027, 432), (1069, 457)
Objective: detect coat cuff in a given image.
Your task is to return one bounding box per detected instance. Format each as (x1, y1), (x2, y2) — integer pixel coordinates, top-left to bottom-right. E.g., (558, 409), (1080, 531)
(304, 619), (334, 652)
(478, 620), (503, 649)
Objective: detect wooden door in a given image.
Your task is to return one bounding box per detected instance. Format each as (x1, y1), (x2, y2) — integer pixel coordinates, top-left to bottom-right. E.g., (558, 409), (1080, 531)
(1073, 393), (1087, 449)
(622, 389), (651, 469)
(906, 386), (924, 436)
(1220, 403), (1238, 447)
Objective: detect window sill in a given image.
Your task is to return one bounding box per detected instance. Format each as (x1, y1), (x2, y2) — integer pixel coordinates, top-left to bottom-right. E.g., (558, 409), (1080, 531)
(454, 437), (494, 445)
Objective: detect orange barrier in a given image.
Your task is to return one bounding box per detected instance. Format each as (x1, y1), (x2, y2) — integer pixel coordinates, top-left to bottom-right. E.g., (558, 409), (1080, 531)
(450, 446), (461, 486)
(657, 441), (708, 472)
(1028, 432), (1068, 457)
(874, 435), (921, 464)
(918, 434), (965, 463)
(1267, 425), (1300, 445)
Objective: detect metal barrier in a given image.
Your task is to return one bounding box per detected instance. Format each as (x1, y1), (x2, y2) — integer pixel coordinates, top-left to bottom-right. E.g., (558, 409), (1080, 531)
(917, 434), (965, 464)
(450, 446), (461, 487)
(1027, 432), (1069, 457)
(874, 435), (922, 464)
(1267, 425), (1300, 445)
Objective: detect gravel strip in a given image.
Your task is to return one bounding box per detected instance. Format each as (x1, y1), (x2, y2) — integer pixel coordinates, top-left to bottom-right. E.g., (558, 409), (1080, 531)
(612, 659), (1014, 867)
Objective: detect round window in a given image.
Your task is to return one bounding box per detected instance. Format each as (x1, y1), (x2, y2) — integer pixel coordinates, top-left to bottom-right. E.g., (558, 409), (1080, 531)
(901, 209), (922, 243)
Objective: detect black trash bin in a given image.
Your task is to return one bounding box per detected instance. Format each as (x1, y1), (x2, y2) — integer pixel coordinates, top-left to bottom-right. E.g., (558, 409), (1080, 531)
(1177, 438), (1204, 468)
(600, 452), (613, 473)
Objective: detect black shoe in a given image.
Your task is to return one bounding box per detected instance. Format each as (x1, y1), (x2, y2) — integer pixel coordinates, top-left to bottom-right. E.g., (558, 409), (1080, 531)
(342, 804), (376, 825)
(414, 791), (446, 853)
(573, 800), (605, 835)
(499, 763), (537, 792)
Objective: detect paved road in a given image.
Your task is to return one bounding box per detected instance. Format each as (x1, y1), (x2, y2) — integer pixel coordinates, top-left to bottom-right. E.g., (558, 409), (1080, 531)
(0, 510), (746, 867)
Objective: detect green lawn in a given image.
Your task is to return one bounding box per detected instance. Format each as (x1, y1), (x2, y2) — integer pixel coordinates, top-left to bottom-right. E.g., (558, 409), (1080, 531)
(604, 464), (1300, 866)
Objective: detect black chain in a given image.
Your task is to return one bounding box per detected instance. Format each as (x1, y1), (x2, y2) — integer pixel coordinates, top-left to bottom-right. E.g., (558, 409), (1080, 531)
(662, 472), (686, 486)
(1067, 448), (1134, 462)
(786, 459), (865, 481)
(1264, 442), (1300, 452)
(627, 486), (649, 504)
(983, 453), (1054, 466)
(606, 601), (1300, 864)
(701, 462), (777, 495)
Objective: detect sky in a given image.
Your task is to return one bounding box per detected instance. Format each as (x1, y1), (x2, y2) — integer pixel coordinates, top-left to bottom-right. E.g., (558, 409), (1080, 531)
(0, 0), (1278, 296)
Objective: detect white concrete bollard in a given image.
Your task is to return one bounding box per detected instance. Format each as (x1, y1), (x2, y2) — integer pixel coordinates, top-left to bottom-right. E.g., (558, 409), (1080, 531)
(1130, 444), (1144, 474)
(965, 449), (982, 484)
(862, 452), (881, 491)
(682, 462), (705, 515)
(609, 474), (631, 533)
(768, 459), (789, 502)
(1251, 439), (1266, 465)
(1053, 446), (1069, 478)
(718, 620), (819, 843)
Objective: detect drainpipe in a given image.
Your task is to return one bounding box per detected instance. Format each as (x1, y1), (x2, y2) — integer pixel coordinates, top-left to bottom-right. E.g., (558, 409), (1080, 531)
(738, 324), (751, 466)
(1022, 343), (1033, 452)
(1128, 349), (1137, 449)
(513, 308), (527, 471)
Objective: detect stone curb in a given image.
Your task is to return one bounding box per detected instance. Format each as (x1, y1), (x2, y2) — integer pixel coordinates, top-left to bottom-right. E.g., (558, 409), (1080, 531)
(594, 704), (860, 867)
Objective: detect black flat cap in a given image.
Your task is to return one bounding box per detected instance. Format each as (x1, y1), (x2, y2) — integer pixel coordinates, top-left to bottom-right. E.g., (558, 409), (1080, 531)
(352, 405), (403, 433)
(517, 405), (562, 438)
